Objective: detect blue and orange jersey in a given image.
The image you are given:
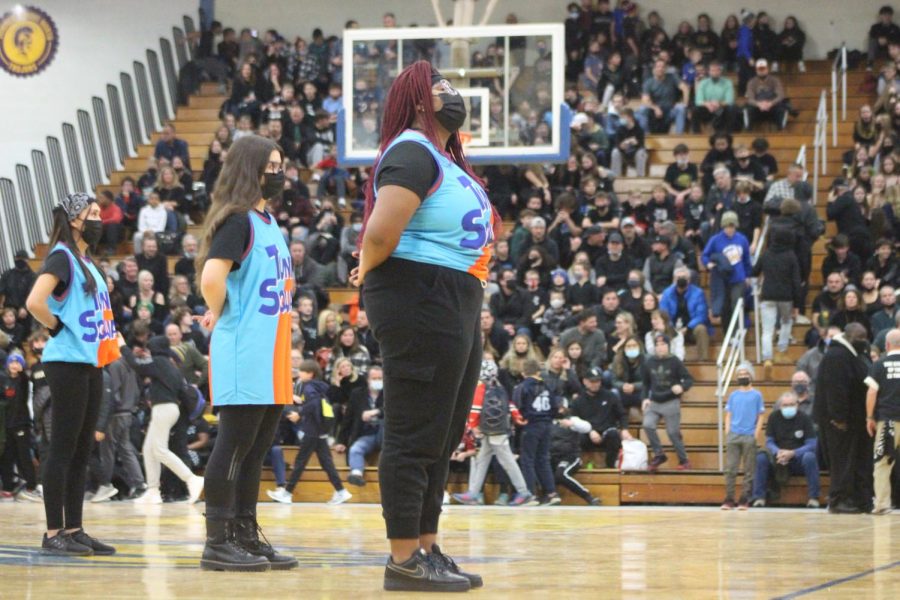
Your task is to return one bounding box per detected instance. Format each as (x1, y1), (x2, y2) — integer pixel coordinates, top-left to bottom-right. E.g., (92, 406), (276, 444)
(209, 210), (294, 406)
(374, 130), (494, 282)
(43, 244), (120, 368)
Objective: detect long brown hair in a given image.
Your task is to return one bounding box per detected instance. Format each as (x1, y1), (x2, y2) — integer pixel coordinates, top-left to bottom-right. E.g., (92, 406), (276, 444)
(196, 135), (282, 271)
(47, 206), (97, 295)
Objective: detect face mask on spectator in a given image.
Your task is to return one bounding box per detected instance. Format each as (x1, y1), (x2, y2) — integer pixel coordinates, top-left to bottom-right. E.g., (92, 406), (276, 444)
(736, 376), (751, 387)
(676, 278), (689, 290)
(370, 379), (384, 392)
(550, 298), (565, 310)
(352, 222), (363, 232)
(625, 348), (640, 359)
(676, 156), (688, 167)
(627, 278), (641, 289)
(781, 405), (798, 419)
(792, 383), (808, 396)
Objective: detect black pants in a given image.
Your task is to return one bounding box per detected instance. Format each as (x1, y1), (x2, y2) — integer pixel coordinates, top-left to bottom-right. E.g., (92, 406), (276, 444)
(364, 258), (483, 539)
(284, 435), (344, 493)
(204, 404), (282, 521)
(745, 103), (788, 131)
(1, 426), (37, 491)
(42, 362), (103, 530)
(583, 429), (622, 468)
(692, 105), (738, 133)
(820, 420), (874, 508)
(552, 455), (592, 502)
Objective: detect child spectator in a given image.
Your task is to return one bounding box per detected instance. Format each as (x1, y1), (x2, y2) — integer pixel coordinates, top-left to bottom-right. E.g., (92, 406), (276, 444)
(641, 333), (694, 471)
(721, 362), (765, 510)
(515, 359), (562, 505)
(452, 356), (532, 506)
(550, 414), (602, 505)
(663, 143), (699, 208)
(268, 360), (350, 505)
(0, 353), (40, 501)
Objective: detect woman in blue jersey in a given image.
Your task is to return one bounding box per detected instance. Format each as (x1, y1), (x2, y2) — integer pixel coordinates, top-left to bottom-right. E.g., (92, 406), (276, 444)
(351, 61), (500, 593)
(195, 135), (297, 572)
(26, 193), (120, 556)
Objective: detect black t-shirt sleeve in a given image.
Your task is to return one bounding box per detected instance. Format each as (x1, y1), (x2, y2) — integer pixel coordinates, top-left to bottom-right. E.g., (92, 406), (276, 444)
(375, 141), (439, 201)
(208, 212), (251, 270)
(40, 250), (72, 297)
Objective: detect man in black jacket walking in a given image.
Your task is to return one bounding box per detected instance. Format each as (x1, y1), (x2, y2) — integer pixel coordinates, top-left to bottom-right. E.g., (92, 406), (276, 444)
(641, 334), (694, 471)
(814, 323), (873, 513)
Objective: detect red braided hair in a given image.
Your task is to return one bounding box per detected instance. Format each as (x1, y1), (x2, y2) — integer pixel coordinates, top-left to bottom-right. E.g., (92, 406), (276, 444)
(360, 60), (501, 246)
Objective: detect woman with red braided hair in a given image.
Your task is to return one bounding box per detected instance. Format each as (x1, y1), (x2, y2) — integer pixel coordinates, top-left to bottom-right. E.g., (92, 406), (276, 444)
(350, 60), (500, 593)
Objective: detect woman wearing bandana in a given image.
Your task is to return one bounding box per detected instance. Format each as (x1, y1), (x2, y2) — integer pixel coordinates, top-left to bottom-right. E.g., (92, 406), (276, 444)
(26, 193), (120, 556)
(351, 61), (500, 592)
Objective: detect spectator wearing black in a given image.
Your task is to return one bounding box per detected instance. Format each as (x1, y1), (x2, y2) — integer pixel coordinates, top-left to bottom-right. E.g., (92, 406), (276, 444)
(657, 220), (698, 277)
(705, 166), (736, 230)
(594, 232), (634, 293)
(827, 186), (874, 261)
(777, 16), (807, 73)
(646, 185), (677, 231)
(683, 183), (710, 251)
(663, 143), (699, 207)
(289, 240), (327, 309)
(559, 312), (606, 370)
(136, 236), (170, 296)
(641, 333), (694, 470)
(173, 234), (198, 290)
(595, 288), (623, 340)
(228, 62), (262, 126)
(829, 288), (873, 341)
(692, 13), (720, 63)
(814, 324), (873, 513)
(490, 269), (530, 333)
(620, 217), (649, 263)
(643, 235), (685, 295)
(700, 133), (736, 190)
(582, 191), (621, 232)
(303, 109), (336, 168)
(115, 177), (144, 232)
(0, 250), (37, 324)
(571, 367), (631, 468)
(733, 181), (763, 253)
(566, 261), (599, 314)
(610, 108), (648, 177)
(868, 5), (900, 69)
(821, 234), (863, 287)
(867, 239), (899, 287)
(733, 144), (767, 199)
(153, 124), (191, 170)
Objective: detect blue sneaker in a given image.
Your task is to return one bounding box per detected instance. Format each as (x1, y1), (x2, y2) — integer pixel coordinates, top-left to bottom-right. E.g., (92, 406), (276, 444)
(493, 493), (509, 506)
(508, 493), (533, 506)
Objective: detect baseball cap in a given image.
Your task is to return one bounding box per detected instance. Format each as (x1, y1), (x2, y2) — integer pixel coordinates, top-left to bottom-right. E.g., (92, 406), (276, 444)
(570, 112), (590, 129)
(755, 59), (769, 69)
(608, 232), (624, 244)
(651, 234), (668, 245)
(621, 217), (636, 227)
(585, 225), (604, 236)
(720, 211), (739, 227)
(586, 366), (604, 381)
(654, 333), (670, 345)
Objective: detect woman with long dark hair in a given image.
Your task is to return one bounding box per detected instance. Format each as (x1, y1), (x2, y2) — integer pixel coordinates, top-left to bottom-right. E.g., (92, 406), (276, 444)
(350, 60), (500, 592)
(26, 193), (120, 556)
(195, 135), (297, 572)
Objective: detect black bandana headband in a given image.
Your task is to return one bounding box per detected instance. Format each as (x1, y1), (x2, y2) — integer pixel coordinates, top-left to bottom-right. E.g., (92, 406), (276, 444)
(58, 192), (95, 222)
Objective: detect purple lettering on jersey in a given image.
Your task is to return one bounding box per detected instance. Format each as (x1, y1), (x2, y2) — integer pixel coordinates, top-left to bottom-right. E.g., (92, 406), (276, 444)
(259, 244), (295, 316)
(79, 290), (117, 343)
(457, 175), (494, 250)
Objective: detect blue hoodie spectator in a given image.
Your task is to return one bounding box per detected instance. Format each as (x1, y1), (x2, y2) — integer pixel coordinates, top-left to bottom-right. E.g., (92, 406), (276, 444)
(702, 228), (752, 285)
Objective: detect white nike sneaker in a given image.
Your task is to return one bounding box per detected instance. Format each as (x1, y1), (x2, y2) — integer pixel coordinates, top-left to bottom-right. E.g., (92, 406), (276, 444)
(133, 488), (163, 504)
(266, 487), (293, 504)
(187, 475), (205, 504)
(91, 484), (119, 503)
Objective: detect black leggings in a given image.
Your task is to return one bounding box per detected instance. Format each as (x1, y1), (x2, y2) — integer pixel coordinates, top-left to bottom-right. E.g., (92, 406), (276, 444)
(204, 404), (282, 521)
(284, 435), (344, 493)
(364, 258), (484, 539)
(42, 362), (103, 531)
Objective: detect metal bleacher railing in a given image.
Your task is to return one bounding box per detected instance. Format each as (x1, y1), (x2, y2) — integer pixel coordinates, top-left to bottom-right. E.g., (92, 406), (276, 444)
(0, 16), (193, 266)
(715, 296), (747, 471)
(832, 43), (848, 147)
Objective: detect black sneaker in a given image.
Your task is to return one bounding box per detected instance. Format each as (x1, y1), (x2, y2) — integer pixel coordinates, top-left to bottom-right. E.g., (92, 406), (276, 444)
(70, 529), (116, 555)
(827, 501), (862, 515)
(348, 473), (366, 487)
(384, 548), (470, 592)
(41, 531), (93, 556)
(431, 544), (483, 588)
(648, 454), (668, 472)
(233, 517), (298, 570)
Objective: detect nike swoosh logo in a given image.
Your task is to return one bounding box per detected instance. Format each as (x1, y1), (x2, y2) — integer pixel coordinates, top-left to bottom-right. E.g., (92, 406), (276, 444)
(388, 562), (427, 578)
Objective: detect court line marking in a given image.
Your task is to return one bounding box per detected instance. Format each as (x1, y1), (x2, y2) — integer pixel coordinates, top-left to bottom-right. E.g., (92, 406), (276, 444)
(771, 560), (900, 599)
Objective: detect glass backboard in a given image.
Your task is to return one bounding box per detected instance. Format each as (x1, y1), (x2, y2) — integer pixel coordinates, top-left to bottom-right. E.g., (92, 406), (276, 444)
(338, 23), (569, 166)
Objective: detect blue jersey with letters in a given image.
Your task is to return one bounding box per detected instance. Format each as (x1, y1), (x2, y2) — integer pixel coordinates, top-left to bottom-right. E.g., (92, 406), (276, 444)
(43, 244), (120, 367)
(209, 210), (294, 406)
(375, 130), (493, 281)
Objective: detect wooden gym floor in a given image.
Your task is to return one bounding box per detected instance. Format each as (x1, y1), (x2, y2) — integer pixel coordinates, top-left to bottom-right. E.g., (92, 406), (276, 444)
(0, 503), (898, 599)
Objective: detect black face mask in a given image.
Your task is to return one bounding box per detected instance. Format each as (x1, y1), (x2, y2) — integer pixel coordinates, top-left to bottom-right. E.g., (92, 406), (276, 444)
(14, 259), (27, 270)
(81, 220), (103, 248)
(435, 93), (467, 133)
(676, 278), (689, 290)
(627, 279), (641, 289)
(736, 377), (751, 387)
(262, 172), (285, 200)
